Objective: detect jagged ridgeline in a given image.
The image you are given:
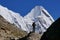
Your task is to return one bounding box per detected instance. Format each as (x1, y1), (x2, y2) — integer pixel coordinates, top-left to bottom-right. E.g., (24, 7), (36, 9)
(0, 15), (27, 40)
(0, 5), (54, 33)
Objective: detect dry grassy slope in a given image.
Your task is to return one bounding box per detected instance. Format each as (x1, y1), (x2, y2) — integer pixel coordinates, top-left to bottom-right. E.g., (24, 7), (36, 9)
(0, 15), (27, 40)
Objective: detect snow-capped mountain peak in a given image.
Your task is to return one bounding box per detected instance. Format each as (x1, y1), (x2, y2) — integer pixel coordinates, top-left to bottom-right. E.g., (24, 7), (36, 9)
(0, 5), (28, 32)
(24, 6), (41, 20)
(0, 5), (54, 34)
(24, 6), (54, 33)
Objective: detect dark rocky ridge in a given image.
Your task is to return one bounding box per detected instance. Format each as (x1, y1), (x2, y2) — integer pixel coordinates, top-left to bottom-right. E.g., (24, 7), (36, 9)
(40, 18), (60, 40)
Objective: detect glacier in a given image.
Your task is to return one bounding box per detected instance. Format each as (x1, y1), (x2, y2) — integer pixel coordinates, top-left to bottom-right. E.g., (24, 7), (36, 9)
(0, 5), (54, 34)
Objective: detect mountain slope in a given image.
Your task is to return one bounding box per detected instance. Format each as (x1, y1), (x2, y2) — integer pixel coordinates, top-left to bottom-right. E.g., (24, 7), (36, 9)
(0, 5), (28, 32)
(0, 5), (54, 34)
(24, 6), (54, 33)
(0, 15), (27, 40)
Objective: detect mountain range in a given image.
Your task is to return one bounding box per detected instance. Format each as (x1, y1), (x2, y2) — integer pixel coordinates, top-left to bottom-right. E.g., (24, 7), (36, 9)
(0, 5), (54, 34)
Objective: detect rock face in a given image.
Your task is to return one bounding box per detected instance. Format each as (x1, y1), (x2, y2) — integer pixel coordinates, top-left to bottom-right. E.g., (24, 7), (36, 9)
(18, 22), (42, 40)
(18, 32), (42, 40)
(40, 18), (60, 40)
(26, 32), (42, 40)
(0, 15), (27, 40)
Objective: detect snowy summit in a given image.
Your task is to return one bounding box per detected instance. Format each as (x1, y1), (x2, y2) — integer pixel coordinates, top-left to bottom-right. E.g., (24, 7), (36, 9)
(0, 5), (54, 34)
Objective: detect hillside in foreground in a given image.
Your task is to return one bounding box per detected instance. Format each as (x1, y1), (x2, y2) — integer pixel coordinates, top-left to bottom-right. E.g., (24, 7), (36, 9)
(0, 15), (27, 40)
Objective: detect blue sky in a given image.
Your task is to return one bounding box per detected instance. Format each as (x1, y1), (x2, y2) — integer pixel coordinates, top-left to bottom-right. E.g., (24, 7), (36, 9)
(0, 0), (60, 20)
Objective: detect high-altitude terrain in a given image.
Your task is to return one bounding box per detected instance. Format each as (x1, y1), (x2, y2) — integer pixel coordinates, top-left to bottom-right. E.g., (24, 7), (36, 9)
(0, 5), (54, 40)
